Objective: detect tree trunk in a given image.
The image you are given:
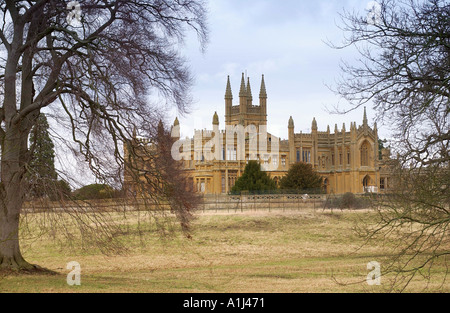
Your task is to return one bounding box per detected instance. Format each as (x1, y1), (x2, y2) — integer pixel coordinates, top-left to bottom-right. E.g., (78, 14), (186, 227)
(0, 209), (33, 270)
(0, 130), (36, 271)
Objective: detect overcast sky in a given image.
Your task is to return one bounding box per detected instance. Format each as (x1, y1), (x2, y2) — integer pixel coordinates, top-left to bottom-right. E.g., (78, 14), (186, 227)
(172, 0), (391, 140)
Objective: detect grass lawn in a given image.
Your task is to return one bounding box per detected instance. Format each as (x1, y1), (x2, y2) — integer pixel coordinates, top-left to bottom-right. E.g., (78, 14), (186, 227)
(0, 208), (448, 293)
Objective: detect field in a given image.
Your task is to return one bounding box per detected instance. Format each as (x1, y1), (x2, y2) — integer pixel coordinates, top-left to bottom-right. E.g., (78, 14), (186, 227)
(0, 208), (448, 293)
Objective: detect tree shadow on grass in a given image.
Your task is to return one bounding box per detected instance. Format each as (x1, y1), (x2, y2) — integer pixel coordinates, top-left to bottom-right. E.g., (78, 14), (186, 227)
(0, 265), (59, 278)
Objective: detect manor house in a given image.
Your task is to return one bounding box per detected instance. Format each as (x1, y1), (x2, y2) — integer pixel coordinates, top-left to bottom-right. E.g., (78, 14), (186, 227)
(128, 73), (392, 195)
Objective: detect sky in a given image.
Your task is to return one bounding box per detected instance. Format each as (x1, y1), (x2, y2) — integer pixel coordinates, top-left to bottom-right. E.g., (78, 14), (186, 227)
(172, 0), (391, 140)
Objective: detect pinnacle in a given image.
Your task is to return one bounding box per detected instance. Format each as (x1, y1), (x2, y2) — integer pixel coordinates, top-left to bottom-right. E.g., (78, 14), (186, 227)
(213, 111), (219, 125)
(225, 75), (233, 99)
(363, 106), (368, 125)
(312, 117), (318, 130)
(247, 77), (253, 101)
(288, 116), (294, 128)
(259, 74), (267, 98)
(239, 73), (246, 97)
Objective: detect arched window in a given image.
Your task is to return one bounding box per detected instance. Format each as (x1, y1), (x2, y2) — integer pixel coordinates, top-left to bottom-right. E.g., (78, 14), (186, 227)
(360, 141), (370, 166)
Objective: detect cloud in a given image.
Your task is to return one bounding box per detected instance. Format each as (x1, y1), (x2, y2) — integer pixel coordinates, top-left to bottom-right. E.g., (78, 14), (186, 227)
(176, 0), (385, 140)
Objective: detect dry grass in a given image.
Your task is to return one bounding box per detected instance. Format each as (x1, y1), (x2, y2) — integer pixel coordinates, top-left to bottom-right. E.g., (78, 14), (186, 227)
(0, 208), (448, 293)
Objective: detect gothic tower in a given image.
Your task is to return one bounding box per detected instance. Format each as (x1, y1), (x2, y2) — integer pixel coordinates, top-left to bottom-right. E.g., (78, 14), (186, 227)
(225, 73), (268, 128)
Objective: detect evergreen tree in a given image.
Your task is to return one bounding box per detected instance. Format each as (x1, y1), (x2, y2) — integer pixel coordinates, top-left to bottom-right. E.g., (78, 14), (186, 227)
(378, 138), (387, 160)
(231, 160), (277, 194)
(279, 162), (323, 192)
(27, 114), (58, 198)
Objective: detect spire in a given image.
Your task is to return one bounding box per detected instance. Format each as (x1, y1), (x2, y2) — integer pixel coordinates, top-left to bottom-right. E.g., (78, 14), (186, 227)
(363, 106), (368, 126)
(239, 73), (246, 97)
(246, 77), (253, 102)
(173, 117), (179, 127)
(212, 111), (219, 125)
(259, 74), (267, 99)
(342, 123), (346, 132)
(225, 75), (233, 99)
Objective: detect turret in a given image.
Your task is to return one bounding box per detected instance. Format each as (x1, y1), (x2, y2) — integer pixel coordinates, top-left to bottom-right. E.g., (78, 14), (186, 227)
(288, 116), (295, 130)
(239, 73), (247, 115)
(246, 77), (253, 106)
(312, 118), (318, 167)
(312, 117), (318, 132)
(259, 75), (267, 118)
(288, 116), (295, 165)
(212, 111), (219, 126)
(225, 76), (233, 124)
(350, 122), (356, 141)
(172, 117), (180, 139)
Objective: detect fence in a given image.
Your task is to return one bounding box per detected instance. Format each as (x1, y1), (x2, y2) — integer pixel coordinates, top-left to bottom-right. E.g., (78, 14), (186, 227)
(200, 193), (327, 212)
(23, 193), (328, 213)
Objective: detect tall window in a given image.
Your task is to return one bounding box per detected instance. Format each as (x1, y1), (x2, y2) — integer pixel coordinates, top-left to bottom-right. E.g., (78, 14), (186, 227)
(297, 150), (301, 163)
(227, 147), (237, 161)
(200, 181), (205, 193)
(302, 150), (311, 163)
(361, 141), (370, 166)
(272, 155), (278, 167)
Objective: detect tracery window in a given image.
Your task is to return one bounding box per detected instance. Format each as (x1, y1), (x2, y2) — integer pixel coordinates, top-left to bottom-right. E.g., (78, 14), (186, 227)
(360, 141), (370, 166)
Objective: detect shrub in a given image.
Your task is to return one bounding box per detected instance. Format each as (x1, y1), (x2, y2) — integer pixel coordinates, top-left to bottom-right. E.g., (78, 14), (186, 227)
(324, 192), (372, 210)
(73, 184), (121, 200)
(341, 192), (357, 209)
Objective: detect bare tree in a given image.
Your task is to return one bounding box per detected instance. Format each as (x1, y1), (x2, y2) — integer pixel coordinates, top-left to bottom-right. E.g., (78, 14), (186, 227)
(0, 0), (207, 271)
(332, 0), (449, 291)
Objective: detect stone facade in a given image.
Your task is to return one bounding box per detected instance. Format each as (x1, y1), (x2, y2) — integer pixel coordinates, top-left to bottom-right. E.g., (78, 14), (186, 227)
(127, 73), (392, 195)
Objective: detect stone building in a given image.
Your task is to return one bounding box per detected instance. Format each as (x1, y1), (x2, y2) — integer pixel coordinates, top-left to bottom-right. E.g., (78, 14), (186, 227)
(126, 73), (390, 195)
